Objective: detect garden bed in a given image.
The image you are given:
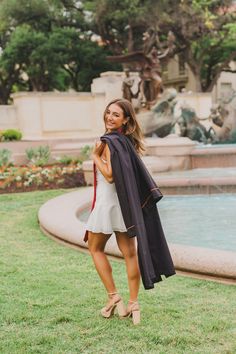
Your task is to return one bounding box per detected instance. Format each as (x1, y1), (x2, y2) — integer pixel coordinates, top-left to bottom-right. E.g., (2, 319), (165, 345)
(0, 163), (86, 194)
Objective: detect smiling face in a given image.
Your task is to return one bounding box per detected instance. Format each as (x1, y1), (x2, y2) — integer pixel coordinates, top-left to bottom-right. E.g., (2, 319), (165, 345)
(104, 103), (128, 132)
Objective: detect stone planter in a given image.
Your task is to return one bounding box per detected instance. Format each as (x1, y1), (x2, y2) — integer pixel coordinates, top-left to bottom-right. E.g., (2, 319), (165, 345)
(144, 134), (196, 172)
(82, 160), (94, 185)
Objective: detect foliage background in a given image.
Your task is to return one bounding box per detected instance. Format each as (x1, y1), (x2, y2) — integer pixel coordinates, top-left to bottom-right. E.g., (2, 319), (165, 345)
(0, 0), (235, 103)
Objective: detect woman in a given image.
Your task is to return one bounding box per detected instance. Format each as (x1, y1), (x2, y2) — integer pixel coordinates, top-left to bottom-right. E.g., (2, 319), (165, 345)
(84, 98), (175, 325)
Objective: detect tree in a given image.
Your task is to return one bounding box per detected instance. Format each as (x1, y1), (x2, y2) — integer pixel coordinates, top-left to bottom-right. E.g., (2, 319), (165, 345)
(84, 0), (152, 53)
(1, 25), (70, 92)
(49, 27), (119, 91)
(86, 0), (236, 92)
(0, 0), (118, 103)
(154, 0), (236, 92)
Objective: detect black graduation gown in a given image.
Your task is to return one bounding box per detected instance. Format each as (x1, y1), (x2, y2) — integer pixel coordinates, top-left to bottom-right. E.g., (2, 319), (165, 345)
(100, 131), (176, 290)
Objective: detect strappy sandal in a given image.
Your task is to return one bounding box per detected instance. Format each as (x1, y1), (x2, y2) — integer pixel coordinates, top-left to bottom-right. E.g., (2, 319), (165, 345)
(100, 292), (127, 318)
(126, 300), (140, 325)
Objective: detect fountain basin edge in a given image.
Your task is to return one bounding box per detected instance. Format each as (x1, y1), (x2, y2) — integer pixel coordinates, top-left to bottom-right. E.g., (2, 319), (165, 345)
(38, 187), (236, 283)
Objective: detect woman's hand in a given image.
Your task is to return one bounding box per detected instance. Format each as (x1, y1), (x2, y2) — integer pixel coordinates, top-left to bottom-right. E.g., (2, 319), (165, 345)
(91, 139), (105, 159)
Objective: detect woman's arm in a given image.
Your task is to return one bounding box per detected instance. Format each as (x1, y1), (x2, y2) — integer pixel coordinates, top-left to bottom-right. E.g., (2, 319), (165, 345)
(92, 142), (114, 183)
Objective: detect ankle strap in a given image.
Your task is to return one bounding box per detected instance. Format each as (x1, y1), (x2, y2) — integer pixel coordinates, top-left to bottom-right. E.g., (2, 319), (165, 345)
(108, 292), (118, 295)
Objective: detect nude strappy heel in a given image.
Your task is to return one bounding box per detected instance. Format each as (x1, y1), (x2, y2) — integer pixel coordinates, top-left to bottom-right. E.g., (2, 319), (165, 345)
(126, 300), (140, 325)
(100, 292), (127, 318)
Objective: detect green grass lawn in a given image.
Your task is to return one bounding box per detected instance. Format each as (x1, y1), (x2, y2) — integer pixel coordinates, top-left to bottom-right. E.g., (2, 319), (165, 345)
(0, 189), (236, 354)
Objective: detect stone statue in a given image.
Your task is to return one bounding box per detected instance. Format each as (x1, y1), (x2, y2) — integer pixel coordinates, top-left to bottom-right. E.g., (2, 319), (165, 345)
(209, 104), (226, 128)
(138, 46), (163, 109)
(122, 69), (135, 102)
(107, 28), (175, 109)
(178, 104), (216, 143)
(137, 88), (178, 137)
(209, 90), (236, 141)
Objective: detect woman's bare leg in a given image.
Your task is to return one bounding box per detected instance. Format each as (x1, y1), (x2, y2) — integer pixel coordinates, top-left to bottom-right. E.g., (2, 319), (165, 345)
(115, 231), (140, 302)
(88, 231), (117, 293)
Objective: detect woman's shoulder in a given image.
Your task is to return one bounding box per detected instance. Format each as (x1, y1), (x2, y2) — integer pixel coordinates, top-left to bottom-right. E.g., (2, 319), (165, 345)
(100, 132), (125, 146)
(101, 131), (120, 139)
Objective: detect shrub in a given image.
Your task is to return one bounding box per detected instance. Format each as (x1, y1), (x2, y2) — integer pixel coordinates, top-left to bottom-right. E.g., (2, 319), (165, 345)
(57, 155), (73, 165)
(56, 146), (92, 165)
(25, 145), (51, 166)
(0, 149), (12, 167)
(1, 129), (22, 141)
(78, 145), (93, 163)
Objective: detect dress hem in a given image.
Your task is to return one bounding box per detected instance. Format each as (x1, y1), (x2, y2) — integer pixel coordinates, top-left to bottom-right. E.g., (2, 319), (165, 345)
(86, 228), (127, 234)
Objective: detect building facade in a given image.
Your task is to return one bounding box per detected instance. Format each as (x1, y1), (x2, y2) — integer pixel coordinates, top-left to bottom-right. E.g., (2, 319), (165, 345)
(162, 56), (236, 102)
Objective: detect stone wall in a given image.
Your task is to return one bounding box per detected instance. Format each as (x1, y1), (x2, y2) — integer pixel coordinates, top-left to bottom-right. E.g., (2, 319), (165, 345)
(9, 92), (107, 139)
(0, 105), (18, 130)
(0, 71), (219, 140)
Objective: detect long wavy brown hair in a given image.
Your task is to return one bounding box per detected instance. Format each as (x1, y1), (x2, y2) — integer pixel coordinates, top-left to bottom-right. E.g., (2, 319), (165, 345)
(103, 98), (146, 155)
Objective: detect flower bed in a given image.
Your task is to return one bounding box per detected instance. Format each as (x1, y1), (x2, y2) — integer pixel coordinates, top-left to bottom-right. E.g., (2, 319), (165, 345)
(0, 163), (86, 194)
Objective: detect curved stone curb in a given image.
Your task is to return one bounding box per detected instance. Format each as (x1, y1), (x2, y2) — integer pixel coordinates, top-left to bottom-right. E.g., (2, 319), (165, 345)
(170, 243), (236, 280)
(38, 188), (236, 283)
(38, 187), (124, 258)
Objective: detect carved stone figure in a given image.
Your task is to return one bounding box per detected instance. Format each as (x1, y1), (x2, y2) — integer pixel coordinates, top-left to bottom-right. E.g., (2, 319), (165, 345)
(209, 90), (236, 141)
(107, 28), (175, 109)
(122, 69), (135, 102)
(138, 46), (163, 109)
(178, 104), (216, 143)
(137, 88), (178, 137)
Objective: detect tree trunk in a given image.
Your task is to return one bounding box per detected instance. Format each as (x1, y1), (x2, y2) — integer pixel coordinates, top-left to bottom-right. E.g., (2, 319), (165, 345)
(194, 75), (203, 92)
(127, 24), (134, 53)
(0, 86), (11, 105)
(186, 66), (203, 92)
(204, 74), (220, 93)
(204, 50), (236, 92)
(0, 96), (9, 105)
(184, 49), (203, 92)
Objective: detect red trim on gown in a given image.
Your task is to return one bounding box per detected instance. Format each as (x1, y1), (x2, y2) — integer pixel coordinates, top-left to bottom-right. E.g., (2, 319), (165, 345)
(83, 162), (97, 242)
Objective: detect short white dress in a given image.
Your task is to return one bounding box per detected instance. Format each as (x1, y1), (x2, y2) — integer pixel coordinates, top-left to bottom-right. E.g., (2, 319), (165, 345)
(85, 158), (127, 234)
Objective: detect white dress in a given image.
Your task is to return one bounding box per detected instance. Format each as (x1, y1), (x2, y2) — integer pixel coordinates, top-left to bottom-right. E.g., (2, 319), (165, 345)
(85, 158), (127, 234)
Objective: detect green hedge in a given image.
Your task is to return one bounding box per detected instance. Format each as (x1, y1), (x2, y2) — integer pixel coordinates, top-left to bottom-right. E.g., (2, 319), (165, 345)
(0, 129), (23, 142)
